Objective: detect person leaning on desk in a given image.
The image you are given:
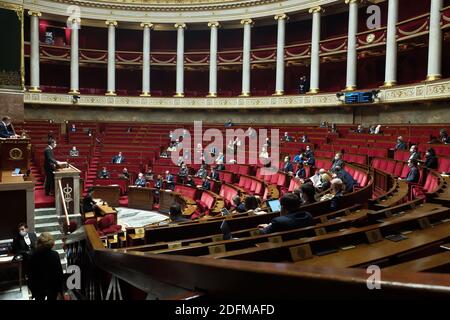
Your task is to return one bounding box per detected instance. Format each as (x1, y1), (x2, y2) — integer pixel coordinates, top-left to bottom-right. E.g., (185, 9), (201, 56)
(0, 116), (20, 138)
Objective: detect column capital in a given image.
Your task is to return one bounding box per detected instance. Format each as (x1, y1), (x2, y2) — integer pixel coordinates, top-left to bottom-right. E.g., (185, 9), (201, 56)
(27, 10), (42, 17)
(105, 20), (118, 27)
(140, 22), (154, 29)
(345, 0), (362, 4)
(68, 17), (81, 25)
(308, 6), (324, 14)
(208, 21), (220, 28)
(274, 13), (288, 21)
(174, 23), (187, 29)
(240, 18), (254, 26)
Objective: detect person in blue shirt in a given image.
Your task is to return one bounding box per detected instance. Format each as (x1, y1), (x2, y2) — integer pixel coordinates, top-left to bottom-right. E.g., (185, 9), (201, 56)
(293, 149), (305, 163)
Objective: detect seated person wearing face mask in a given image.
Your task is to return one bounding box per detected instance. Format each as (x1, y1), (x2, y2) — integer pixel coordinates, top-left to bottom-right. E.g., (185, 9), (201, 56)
(13, 222), (37, 259)
(257, 193), (314, 234)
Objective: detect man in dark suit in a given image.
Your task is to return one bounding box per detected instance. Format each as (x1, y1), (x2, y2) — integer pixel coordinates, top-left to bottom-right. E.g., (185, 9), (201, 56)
(112, 152), (125, 164)
(200, 177), (211, 191)
(0, 116), (18, 138)
(334, 166), (358, 192)
(44, 139), (66, 196)
(258, 193), (314, 234)
(406, 159), (420, 183)
(12, 222), (37, 278)
(134, 172), (147, 187)
(82, 188), (99, 215)
(165, 171), (175, 190)
(209, 167), (220, 180)
(331, 153), (344, 173)
(98, 167), (110, 179)
(169, 203), (190, 223)
(12, 223), (37, 259)
(283, 156), (294, 173)
(395, 136), (407, 151)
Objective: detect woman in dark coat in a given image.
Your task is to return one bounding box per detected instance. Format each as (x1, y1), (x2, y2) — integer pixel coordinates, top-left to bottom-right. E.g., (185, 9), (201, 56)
(29, 232), (64, 300)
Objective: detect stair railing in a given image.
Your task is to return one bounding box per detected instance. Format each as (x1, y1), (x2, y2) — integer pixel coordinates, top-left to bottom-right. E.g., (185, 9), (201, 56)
(58, 179), (70, 228)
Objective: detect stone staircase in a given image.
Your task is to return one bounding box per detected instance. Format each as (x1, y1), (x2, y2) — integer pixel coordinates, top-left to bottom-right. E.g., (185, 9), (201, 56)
(34, 208), (67, 271)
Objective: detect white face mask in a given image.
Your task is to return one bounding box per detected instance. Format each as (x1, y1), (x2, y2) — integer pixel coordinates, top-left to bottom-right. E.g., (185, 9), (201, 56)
(19, 231), (27, 237)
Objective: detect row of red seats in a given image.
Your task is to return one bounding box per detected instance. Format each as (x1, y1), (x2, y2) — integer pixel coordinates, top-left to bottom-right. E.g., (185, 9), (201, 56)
(238, 175), (265, 196)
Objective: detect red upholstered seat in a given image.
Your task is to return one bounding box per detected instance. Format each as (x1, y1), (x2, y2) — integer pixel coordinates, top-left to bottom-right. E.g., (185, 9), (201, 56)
(438, 158), (450, 173)
(385, 160), (396, 174)
(394, 162), (404, 177)
(400, 164), (410, 179)
(276, 173), (286, 187)
(254, 182), (263, 195)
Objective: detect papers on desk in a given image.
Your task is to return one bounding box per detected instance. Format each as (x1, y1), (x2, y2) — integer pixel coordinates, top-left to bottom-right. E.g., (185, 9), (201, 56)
(0, 256), (14, 263)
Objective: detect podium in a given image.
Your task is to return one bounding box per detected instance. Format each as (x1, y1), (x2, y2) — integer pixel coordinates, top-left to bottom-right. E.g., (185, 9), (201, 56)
(0, 138), (31, 171)
(54, 164), (81, 226)
(0, 138), (34, 241)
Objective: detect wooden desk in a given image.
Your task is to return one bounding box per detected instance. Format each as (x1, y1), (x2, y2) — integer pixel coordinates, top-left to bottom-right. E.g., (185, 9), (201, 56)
(128, 186), (154, 211)
(97, 204), (117, 216)
(0, 170), (35, 240)
(0, 255), (22, 291)
(92, 185), (120, 207)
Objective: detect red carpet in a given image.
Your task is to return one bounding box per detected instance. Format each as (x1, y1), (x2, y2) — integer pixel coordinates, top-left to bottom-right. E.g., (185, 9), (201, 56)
(35, 189), (55, 208)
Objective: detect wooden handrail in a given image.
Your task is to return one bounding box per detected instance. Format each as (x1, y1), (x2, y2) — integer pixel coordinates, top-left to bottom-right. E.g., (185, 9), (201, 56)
(58, 179), (70, 228)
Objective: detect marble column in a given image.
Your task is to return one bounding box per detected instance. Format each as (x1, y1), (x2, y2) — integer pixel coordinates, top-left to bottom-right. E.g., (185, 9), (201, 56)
(207, 22), (220, 97)
(383, 0), (399, 87)
(140, 22), (153, 96)
(426, 0), (443, 81)
(308, 6), (323, 94)
(105, 20), (117, 96)
(175, 23), (186, 97)
(274, 14), (287, 95)
(240, 19), (253, 97)
(345, 0), (360, 91)
(28, 11), (41, 92)
(69, 18), (80, 94)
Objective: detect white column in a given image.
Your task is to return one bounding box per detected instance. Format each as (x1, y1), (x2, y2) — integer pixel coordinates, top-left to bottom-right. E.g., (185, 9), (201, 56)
(345, 0), (360, 91)
(175, 23), (186, 97)
(274, 14), (287, 96)
(426, 0), (443, 81)
(69, 18), (80, 94)
(207, 22), (219, 97)
(106, 20), (117, 96)
(384, 0), (399, 87)
(308, 6), (323, 94)
(140, 22), (153, 96)
(28, 11), (41, 92)
(240, 19), (253, 96)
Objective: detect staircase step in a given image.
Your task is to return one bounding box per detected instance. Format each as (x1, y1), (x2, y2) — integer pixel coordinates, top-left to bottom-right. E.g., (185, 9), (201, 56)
(35, 222), (61, 233)
(34, 208), (57, 216)
(35, 214), (59, 224)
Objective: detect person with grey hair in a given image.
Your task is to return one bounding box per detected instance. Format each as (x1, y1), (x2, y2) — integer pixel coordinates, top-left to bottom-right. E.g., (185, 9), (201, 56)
(29, 232), (64, 300)
(329, 178), (344, 210)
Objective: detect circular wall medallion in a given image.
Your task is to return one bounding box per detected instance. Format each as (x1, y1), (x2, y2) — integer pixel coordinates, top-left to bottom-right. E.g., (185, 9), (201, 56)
(366, 33), (376, 44)
(9, 148), (23, 160)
